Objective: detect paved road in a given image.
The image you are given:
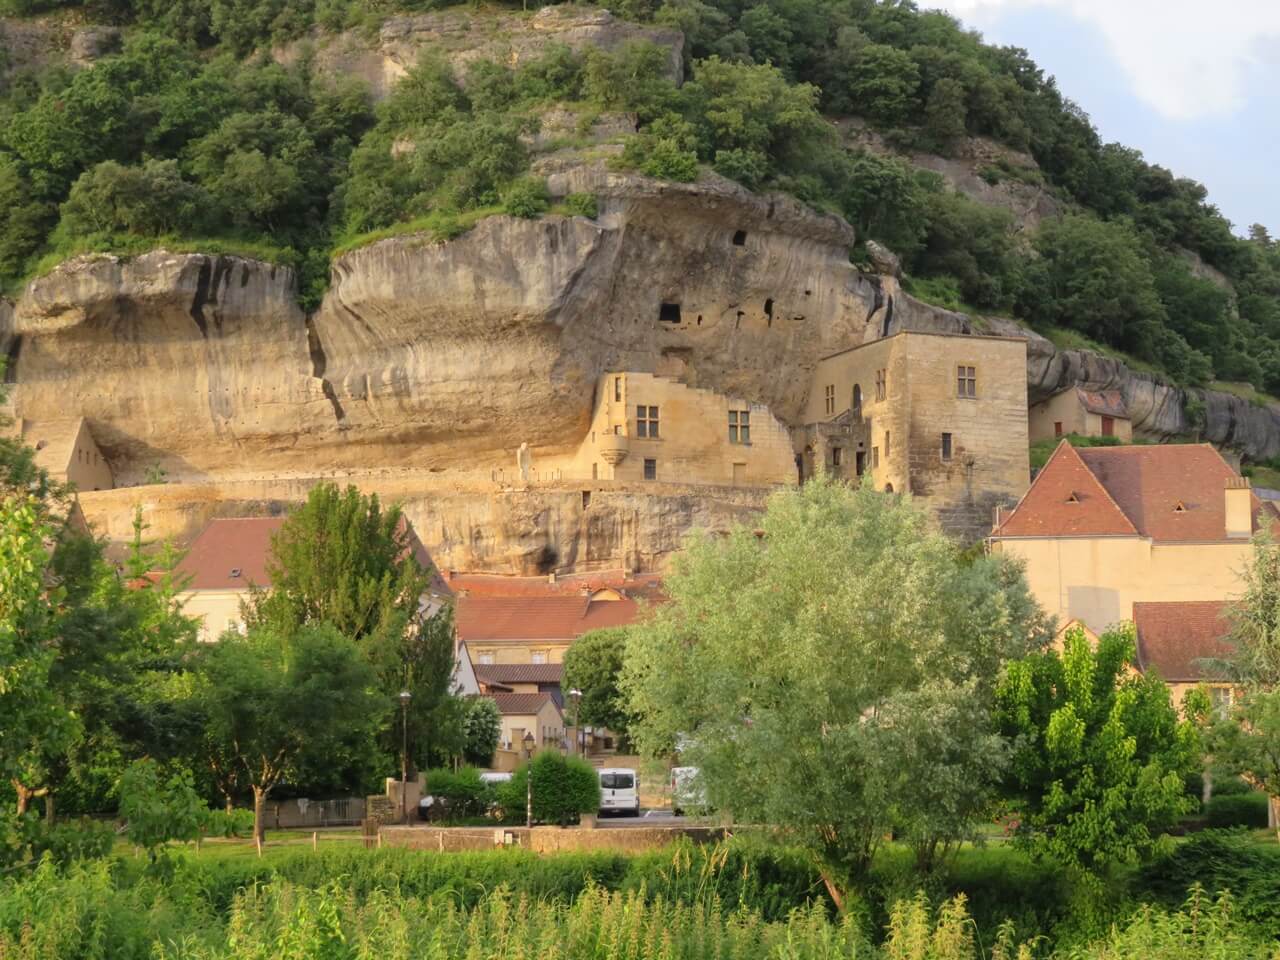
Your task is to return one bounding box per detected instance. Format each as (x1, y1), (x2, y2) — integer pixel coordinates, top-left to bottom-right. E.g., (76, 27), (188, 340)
(596, 810), (698, 827)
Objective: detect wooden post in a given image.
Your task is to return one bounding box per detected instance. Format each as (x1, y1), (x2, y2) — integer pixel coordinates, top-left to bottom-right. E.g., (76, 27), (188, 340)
(312, 831), (318, 851)
(377, 831), (383, 850)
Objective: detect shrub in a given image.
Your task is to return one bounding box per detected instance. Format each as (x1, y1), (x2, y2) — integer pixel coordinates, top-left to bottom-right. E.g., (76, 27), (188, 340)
(117, 760), (206, 862)
(1204, 792), (1270, 829)
(201, 807), (255, 838)
(424, 766), (493, 820)
(499, 754), (600, 826)
(1212, 775), (1253, 797)
(502, 176), (549, 219)
(564, 192), (599, 219)
(26, 817), (116, 866)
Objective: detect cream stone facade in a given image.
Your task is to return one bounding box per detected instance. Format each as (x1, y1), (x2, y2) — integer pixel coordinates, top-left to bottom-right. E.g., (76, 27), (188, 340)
(799, 331), (1030, 539)
(1028, 387), (1132, 444)
(550, 372), (796, 487)
(7, 418), (113, 491)
(492, 694), (565, 754)
(990, 442), (1269, 636)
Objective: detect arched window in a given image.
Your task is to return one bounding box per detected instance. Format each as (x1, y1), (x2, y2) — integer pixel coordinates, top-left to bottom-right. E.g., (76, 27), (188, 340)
(884, 483), (894, 493)
(851, 384), (862, 416)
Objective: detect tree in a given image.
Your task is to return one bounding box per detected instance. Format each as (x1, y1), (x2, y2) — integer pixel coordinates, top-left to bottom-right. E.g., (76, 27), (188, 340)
(1220, 533), (1280, 689)
(498, 753), (600, 826)
(117, 758), (205, 864)
(190, 623), (386, 842)
(563, 628), (631, 742)
(622, 478), (1050, 904)
(1213, 690), (1280, 841)
(922, 76), (967, 147)
(462, 697), (501, 768)
(995, 625), (1199, 883)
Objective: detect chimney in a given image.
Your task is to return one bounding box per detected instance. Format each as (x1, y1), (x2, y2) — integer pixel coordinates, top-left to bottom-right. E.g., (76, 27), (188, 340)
(1225, 476), (1253, 539)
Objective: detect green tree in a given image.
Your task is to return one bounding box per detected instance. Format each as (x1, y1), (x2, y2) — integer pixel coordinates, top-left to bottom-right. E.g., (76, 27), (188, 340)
(59, 159), (212, 238)
(190, 623), (386, 842)
(1220, 533), (1280, 689)
(995, 624), (1199, 884)
(921, 75), (967, 147)
(1213, 690), (1280, 841)
(462, 696), (501, 767)
(563, 628), (631, 741)
(499, 752), (600, 826)
(622, 478), (1049, 903)
(117, 758), (205, 864)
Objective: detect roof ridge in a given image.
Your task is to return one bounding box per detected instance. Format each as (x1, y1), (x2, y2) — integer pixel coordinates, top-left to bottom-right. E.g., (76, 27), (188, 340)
(993, 438), (1072, 536)
(1066, 443), (1140, 536)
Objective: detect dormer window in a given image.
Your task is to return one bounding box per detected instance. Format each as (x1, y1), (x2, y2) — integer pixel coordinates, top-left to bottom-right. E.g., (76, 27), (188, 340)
(1174, 501), (1186, 513)
(229, 567), (242, 578)
(1065, 492), (1080, 504)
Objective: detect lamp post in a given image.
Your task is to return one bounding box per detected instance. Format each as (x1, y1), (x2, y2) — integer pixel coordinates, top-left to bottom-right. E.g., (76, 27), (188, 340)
(399, 689), (412, 825)
(568, 688), (583, 757)
(523, 730), (536, 827)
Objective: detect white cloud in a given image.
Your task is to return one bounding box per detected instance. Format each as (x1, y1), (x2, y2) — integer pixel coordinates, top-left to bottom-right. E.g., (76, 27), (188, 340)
(927, 0), (1280, 120)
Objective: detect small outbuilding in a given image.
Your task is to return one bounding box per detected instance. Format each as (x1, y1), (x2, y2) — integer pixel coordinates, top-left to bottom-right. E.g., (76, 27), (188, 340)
(1029, 387), (1132, 443)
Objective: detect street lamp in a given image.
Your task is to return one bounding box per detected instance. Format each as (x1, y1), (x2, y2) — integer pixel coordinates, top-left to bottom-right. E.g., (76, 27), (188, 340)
(399, 689), (412, 824)
(522, 730), (536, 828)
(568, 688), (583, 756)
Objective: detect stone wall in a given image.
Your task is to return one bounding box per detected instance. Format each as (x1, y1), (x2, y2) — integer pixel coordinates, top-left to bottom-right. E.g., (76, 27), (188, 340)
(380, 823), (725, 854)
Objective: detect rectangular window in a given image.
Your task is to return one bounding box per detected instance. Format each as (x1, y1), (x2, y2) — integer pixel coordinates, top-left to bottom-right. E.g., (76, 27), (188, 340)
(636, 405), (659, 438)
(831, 447), (843, 466)
(941, 432), (953, 461)
(855, 450), (866, 476)
(644, 458), (657, 480)
(531, 650), (548, 665)
(824, 384), (835, 415)
(957, 365), (977, 398)
(477, 651), (495, 665)
(875, 369), (887, 401)
(872, 446), (880, 469)
(614, 376), (622, 402)
(884, 431), (891, 460)
(729, 410), (751, 444)
(1210, 686), (1233, 719)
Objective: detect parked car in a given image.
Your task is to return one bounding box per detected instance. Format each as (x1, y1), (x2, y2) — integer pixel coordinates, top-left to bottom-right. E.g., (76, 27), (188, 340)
(479, 772), (513, 786)
(598, 768), (641, 816)
(670, 766), (706, 816)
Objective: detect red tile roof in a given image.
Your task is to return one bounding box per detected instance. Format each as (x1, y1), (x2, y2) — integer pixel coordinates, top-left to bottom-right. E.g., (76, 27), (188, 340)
(1133, 601), (1236, 681)
(444, 570), (664, 601)
(1077, 389), (1128, 419)
(995, 441), (1273, 542)
(456, 595), (646, 642)
(174, 517), (286, 590)
(994, 442), (1137, 538)
(488, 692), (560, 717)
(475, 664), (564, 684)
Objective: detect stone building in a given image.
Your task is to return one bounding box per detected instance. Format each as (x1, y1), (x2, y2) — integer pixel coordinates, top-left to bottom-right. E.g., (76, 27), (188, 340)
(554, 372), (796, 487)
(1029, 387), (1132, 443)
(6, 418), (113, 491)
(989, 441), (1275, 635)
(798, 331), (1031, 538)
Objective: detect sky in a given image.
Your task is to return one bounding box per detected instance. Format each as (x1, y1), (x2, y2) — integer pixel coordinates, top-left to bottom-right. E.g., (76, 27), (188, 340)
(924, 0), (1280, 236)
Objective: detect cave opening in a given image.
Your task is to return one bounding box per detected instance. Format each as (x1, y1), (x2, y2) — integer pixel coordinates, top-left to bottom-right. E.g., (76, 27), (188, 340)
(659, 302), (682, 324)
(732, 230), (747, 246)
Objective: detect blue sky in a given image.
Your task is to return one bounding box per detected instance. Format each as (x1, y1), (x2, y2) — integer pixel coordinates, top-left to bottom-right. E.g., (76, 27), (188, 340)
(925, 1), (1280, 236)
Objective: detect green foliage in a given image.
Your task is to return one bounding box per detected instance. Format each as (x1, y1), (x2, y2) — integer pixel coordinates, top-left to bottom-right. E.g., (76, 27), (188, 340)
(201, 806), (256, 838)
(423, 766), (493, 820)
(1212, 689), (1280, 837)
(1203, 792), (1270, 829)
(562, 627), (631, 737)
(1029, 433), (1130, 470)
(461, 696), (502, 767)
(624, 478), (1051, 893)
(501, 175), (549, 218)
(117, 759), (206, 862)
(995, 625), (1200, 883)
(188, 622), (387, 840)
(499, 753), (601, 825)
(563, 191), (599, 218)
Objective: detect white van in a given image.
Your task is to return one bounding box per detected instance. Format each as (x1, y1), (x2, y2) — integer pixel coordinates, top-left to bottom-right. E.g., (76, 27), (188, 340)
(598, 768), (640, 816)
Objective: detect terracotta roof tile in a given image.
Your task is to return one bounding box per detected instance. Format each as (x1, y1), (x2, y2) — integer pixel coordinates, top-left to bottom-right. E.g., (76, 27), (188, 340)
(444, 570), (664, 601)
(456, 595), (645, 642)
(174, 517), (286, 590)
(1077, 389), (1128, 419)
(487, 692), (560, 717)
(1133, 601), (1235, 681)
(994, 442), (1138, 538)
(994, 442), (1268, 543)
(475, 663), (564, 684)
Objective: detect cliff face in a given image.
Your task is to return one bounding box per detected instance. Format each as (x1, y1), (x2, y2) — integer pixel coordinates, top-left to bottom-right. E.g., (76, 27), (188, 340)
(5, 165), (878, 488)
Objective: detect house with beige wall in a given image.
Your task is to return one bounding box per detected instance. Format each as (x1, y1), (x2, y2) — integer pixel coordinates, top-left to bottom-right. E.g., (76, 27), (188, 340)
(489, 693), (566, 767)
(990, 441), (1272, 636)
(798, 331), (1030, 539)
(7, 418), (113, 491)
(173, 517), (286, 642)
(1133, 601), (1237, 710)
(1029, 387), (1132, 444)
(551, 372), (796, 487)
(454, 591), (645, 666)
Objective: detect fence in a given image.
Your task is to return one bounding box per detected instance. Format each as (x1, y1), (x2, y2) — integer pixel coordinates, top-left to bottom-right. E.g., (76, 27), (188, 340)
(264, 797), (365, 829)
